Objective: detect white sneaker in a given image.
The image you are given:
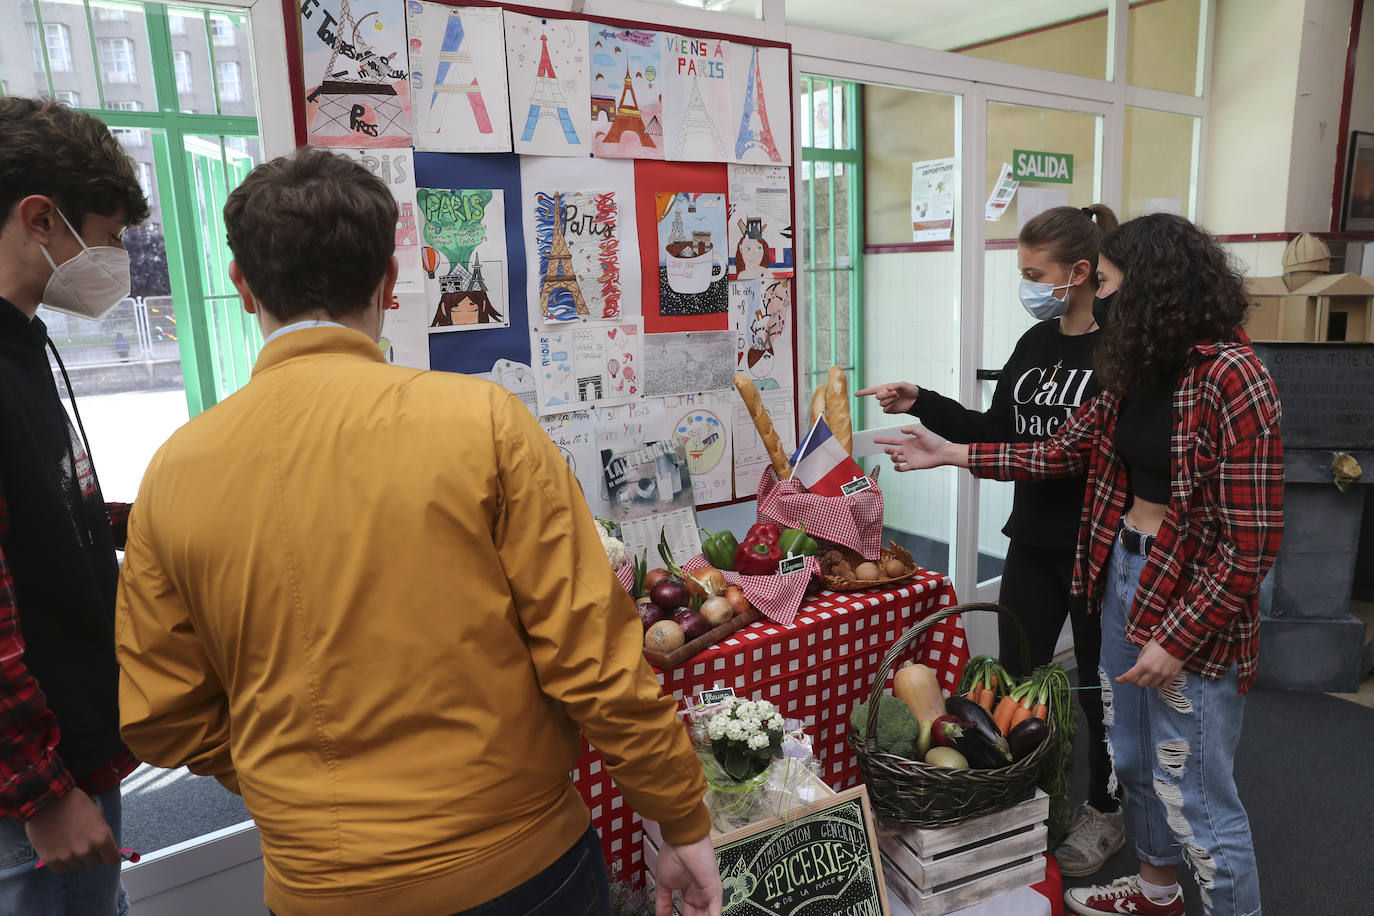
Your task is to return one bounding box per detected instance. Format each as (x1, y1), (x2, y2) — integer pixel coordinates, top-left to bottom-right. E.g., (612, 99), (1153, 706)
(1056, 803), (1126, 877)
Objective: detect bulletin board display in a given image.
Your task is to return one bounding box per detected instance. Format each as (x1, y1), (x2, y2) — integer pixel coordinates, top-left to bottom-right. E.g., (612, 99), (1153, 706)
(282, 0), (801, 514)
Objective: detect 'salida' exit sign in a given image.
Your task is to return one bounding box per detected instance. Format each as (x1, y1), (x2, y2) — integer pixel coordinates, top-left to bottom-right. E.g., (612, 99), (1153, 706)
(1013, 149), (1074, 184)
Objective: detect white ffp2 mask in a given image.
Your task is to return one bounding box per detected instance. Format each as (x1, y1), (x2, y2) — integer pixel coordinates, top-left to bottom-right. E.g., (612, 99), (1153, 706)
(39, 209), (132, 320)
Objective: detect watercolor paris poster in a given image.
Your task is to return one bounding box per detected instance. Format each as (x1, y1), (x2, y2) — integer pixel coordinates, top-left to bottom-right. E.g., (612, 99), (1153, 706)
(505, 11), (592, 157)
(299, 0), (411, 146)
(589, 24), (663, 160)
(416, 187), (509, 333)
(405, 3), (511, 152)
(662, 35), (732, 163)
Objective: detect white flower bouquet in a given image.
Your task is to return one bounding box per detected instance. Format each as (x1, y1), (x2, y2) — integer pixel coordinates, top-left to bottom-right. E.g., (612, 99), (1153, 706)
(702, 697), (785, 781)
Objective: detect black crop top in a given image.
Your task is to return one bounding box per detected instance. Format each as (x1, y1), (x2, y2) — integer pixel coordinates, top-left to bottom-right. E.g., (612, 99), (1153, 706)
(1115, 384), (1172, 504)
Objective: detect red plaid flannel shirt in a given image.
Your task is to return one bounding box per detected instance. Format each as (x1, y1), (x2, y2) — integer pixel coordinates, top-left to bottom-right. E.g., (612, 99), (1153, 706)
(969, 342), (1284, 692)
(0, 499), (137, 820)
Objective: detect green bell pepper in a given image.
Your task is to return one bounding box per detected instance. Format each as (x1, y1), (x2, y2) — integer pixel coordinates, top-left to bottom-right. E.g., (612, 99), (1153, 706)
(700, 528), (739, 571)
(779, 525), (819, 558)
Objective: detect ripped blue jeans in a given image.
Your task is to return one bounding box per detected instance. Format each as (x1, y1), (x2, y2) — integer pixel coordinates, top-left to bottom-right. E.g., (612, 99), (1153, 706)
(1098, 531), (1261, 916)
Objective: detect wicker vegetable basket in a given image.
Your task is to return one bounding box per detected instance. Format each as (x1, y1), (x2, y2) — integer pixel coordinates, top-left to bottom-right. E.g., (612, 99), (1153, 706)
(848, 602), (1056, 828)
(818, 542), (917, 592)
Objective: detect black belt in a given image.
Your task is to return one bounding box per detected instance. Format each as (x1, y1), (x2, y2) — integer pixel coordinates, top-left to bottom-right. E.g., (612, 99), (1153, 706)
(1118, 522), (1156, 557)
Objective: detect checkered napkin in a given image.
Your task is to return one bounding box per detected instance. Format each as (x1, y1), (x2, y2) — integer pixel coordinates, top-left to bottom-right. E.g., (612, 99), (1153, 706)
(682, 553), (819, 627)
(615, 562), (635, 595)
(755, 467), (884, 560)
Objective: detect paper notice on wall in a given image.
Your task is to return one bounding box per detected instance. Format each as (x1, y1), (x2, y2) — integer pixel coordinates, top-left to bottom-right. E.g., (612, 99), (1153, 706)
(643, 329), (736, 397)
(985, 162), (1019, 222)
(662, 35), (732, 163)
(730, 278), (792, 393)
(600, 438), (701, 563)
(663, 391), (734, 505)
(339, 149), (423, 293)
(379, 292), (430, 369)
(299, 0), (411, 147)
(1016, 186), (1068, 232)
(539, 409), (603, 513)
(733, 388), (796, 498)
(533, 321), (642, 415)
(911, 157), (956, 242)
(505, 12), (593, 157)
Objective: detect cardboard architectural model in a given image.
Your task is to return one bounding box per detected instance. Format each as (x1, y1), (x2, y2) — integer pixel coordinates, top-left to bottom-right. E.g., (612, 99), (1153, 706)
(1245, 233), (1374, 342)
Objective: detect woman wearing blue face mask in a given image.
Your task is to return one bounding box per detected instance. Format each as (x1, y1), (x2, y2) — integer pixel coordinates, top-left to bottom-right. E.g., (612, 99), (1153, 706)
(859, 203), (1119, 876)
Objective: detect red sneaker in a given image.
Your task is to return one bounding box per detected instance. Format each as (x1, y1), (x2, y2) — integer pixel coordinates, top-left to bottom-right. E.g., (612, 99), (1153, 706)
(1065, 876), (1184, 915)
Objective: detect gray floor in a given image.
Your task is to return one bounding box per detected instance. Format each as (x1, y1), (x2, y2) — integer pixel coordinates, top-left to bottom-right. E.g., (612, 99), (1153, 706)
(121, 764), (250, 856)
(1063, 683), (1374, 915)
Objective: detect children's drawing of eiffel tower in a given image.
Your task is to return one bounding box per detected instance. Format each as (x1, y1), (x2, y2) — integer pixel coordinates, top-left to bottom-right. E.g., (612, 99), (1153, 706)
(308, 0), (406, 140)
(674, 71), (725, 159)
(603, 65), (654, 148)
(735, 46), (780, 162)
(430, 9), (493, 135)
(540, 193), (589, 317)
(521, 34), (579, 144)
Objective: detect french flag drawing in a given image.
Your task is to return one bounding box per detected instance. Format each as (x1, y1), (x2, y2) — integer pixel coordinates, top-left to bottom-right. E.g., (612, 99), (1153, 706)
(790, 417), (868, 497)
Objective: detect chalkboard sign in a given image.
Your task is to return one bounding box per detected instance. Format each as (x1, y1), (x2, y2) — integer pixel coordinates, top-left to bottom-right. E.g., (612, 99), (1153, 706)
(1253, 343), (1374, 450)
(712, 786), (890, 916)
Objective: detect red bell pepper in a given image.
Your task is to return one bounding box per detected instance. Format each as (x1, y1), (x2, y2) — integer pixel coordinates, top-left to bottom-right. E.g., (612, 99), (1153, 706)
(734, 522), (782, 575)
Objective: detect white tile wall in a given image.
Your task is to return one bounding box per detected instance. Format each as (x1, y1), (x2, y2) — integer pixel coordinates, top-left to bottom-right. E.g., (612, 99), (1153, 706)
(863, 250), (958, 550)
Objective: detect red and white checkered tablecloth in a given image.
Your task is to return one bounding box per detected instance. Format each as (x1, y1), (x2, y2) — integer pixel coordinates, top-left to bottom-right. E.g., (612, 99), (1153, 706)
(573, 568), (967, 884)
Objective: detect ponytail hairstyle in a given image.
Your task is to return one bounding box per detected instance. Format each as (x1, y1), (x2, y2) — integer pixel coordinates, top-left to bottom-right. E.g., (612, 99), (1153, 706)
(1018, 204), (1119, 288)
(1094, 213), (1249, 395)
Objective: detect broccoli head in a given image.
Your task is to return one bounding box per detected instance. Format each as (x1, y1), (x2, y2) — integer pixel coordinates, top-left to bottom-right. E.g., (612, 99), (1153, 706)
(849, 694), (919, 759)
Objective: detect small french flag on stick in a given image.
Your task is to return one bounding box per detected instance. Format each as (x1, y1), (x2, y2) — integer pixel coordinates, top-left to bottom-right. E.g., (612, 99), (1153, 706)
(790, 417), (870, 497)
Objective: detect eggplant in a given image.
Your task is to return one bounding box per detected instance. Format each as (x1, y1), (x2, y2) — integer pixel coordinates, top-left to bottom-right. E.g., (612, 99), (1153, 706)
(944, 696), (1014, 768)
(1007, 717), (1050, 762)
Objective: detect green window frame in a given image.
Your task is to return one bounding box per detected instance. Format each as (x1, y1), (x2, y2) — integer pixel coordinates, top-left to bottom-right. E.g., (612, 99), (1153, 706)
(6, 0), (262, 416)
(799, 76), (864, 421)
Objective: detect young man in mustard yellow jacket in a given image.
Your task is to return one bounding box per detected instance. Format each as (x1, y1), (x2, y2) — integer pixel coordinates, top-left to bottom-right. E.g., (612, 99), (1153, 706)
(115, 148), (721, 916)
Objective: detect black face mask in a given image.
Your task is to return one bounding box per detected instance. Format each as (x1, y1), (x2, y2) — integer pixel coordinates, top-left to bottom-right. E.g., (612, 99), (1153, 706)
(1092, 291), (1115, 327)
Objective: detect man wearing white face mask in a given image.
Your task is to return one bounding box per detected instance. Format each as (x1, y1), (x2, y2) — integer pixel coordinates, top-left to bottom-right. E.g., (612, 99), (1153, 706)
(0, 98), (149, 914)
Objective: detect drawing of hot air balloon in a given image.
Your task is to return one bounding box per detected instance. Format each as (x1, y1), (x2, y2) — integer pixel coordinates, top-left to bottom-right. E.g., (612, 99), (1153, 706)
(421, 246), (440, 279)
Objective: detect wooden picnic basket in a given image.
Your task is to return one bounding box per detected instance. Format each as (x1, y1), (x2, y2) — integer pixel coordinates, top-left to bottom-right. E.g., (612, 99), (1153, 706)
(848, 602), (1056, 829)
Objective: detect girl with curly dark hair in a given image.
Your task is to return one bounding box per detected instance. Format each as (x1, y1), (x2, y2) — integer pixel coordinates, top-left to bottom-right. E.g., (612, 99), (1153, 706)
(877, 213), (1284, 916)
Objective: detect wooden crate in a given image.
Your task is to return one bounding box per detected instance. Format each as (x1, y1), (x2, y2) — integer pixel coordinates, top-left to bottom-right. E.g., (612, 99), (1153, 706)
(876, 790), (1049, 916)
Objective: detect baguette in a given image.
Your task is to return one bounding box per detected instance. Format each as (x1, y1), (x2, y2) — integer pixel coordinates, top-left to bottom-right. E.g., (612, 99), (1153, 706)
(733, 374), (792, 480)
(825, 366), (852, 454)
(809, 385), (827, 430)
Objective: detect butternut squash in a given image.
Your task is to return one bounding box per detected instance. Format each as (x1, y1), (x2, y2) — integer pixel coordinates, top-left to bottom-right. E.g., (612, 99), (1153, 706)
(894, 661), (945, 724)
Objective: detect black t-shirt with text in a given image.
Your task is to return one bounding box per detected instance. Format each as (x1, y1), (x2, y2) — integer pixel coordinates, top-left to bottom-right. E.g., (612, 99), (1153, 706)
(908, 317), (1104, 552)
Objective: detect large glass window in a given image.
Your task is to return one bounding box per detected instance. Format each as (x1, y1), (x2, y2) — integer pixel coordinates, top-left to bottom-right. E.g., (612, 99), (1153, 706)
(98, 37), (137, 83)
(800, 77), (862, 402)
(1128, 0), (1204, 96)
(786, 2), (1112, 80)
(1123, 106), (1199, 219)
(6, 0), (265, 859)
(42, 22), (74, 72)
(172, 48), (190, 94)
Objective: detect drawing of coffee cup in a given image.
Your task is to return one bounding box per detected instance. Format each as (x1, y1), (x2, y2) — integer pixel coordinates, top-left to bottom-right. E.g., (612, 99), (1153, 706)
(666, 246), (726, 295)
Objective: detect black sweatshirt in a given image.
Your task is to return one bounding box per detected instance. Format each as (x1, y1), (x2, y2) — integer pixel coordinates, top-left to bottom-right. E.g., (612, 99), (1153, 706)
(0, 297), (127, 793)
(908, 315), (1104, 552)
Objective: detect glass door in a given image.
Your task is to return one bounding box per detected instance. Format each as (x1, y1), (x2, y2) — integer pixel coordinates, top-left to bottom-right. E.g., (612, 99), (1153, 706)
(970, 93), (1105, 625)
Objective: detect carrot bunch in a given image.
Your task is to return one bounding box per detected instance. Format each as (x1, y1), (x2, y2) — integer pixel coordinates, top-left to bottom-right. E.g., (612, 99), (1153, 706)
(991, 679), (1050, 736)
(956, 656), (1014, 714)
